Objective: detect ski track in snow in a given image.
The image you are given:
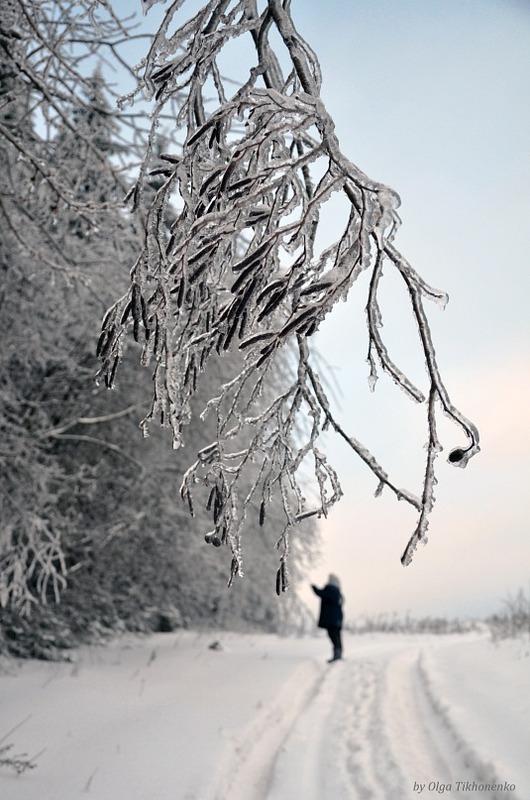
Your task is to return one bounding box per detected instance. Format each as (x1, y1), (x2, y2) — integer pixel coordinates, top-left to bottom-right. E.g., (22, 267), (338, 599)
(216, 639), (512, 800)
(1, 632), (525, 800)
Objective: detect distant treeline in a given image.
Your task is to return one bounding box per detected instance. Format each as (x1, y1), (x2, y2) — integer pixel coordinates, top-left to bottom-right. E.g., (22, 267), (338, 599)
(346, 613), (480, 635)
(343, 585), (530, 641)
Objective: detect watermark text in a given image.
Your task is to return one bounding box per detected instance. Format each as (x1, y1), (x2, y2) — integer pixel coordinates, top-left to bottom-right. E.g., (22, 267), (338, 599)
(413, 780), (516, 794)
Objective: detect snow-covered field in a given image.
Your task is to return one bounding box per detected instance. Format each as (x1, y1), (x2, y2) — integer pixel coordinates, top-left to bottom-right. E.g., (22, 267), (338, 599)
(0, 630), (528, 800)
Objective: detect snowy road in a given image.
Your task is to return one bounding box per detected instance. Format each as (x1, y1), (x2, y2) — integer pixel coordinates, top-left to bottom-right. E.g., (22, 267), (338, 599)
(0, 631), (527, 800)
(218, 637), (518, 800)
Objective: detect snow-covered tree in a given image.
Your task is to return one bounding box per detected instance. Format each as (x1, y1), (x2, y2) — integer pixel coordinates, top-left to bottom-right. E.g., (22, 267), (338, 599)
(0, 1), (153, 614)
(97, 0), (479, 587)
(0, 54), (140, 611)
(0, 6), (318, 638)
(0, 1), (139, 261)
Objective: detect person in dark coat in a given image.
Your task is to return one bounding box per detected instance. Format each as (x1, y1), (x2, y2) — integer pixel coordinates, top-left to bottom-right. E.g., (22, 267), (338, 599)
(311, 574), (344, 662)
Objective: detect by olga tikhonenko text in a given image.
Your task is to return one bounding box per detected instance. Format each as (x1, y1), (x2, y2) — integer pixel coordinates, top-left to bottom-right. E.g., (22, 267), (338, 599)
(413, 780), (517, 794)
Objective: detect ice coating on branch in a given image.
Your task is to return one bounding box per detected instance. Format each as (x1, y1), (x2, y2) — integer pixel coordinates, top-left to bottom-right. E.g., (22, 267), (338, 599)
(431, 291), (449, 310)
(448, 446), (478, 468)
(96, 0), (480, 579)
(367, 367), (378, 393)
(141, 0), (166, 14)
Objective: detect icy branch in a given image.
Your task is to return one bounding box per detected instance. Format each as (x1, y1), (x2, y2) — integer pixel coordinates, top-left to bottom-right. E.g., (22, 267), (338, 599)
(96, 0), (480, 578)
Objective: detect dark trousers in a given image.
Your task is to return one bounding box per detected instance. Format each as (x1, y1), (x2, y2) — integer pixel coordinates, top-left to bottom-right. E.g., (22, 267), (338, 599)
(326, 626), (342, 657)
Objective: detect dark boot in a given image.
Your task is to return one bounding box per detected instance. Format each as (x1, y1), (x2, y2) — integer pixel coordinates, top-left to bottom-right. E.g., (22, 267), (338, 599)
(327, 649), (342, 663)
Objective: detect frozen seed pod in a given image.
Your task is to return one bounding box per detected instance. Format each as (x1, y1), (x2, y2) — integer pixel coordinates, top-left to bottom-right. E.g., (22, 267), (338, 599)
(448, 448), (466, 464)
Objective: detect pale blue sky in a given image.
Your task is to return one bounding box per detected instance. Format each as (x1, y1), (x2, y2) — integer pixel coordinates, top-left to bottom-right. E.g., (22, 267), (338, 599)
(293, 0), (530, 619)
(115, 0), (529, 619)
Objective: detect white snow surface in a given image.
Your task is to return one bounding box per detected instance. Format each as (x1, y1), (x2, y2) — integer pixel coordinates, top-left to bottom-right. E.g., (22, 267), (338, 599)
(0, 631), (528, 800)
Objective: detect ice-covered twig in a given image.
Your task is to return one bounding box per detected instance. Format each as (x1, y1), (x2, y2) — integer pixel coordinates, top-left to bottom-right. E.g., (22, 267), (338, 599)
(97, 0), (480, 577)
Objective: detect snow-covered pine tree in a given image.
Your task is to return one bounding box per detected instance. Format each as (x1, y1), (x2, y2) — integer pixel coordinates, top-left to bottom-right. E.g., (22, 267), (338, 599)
(0, 1), (138, 260)
(0, 54), (142, 614)
(97, 0), (480, 587)
(0, 1), (160, 620)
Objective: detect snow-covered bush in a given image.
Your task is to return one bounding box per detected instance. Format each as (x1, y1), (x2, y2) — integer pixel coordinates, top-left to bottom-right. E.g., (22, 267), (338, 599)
(488, 587), (530, 643)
